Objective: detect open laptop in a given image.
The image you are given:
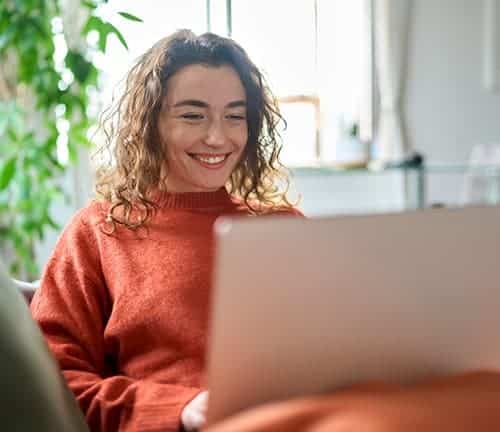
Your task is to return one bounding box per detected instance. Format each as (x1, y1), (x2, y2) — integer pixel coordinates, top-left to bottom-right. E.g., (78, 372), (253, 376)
(0, 262), (89, 431)
(206, 205), (500, 424)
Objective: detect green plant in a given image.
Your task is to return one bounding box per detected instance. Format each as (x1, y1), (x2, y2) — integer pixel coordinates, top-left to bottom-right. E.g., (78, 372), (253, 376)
(0, 0), (141, 278)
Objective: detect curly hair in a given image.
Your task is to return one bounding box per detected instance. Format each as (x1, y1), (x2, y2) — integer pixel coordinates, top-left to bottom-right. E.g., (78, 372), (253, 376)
(94, 29), (295, 229)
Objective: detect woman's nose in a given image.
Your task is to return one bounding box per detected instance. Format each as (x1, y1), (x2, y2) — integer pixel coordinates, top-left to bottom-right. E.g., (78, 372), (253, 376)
(205, 119), (226, 147)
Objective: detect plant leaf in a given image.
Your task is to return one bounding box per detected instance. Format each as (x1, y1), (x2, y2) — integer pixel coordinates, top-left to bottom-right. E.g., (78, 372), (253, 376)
(81, 0), (97, 9)
(82, 15), (103, 34)
(0, 156), (16, 191)
(118, 11), (143, 22)
(65, 50), (94, 83)
(106, 22), (128, 50)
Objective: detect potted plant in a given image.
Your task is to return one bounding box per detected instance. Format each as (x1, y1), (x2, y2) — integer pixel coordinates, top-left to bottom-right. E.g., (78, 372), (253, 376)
(0, 0), (141, 279)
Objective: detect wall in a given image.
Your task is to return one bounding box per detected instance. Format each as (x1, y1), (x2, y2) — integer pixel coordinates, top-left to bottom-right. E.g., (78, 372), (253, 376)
(406, 0), (500, 205)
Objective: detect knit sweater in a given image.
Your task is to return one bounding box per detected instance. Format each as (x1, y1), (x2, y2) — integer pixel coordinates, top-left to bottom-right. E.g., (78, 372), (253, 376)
(30, 188), (302, 432)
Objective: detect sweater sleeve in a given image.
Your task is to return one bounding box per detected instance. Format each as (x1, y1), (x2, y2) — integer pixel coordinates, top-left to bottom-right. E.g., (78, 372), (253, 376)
(30, 208), (201, 432)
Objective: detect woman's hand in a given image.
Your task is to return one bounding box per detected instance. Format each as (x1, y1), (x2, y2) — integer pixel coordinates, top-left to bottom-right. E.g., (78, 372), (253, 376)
(181, 390), (209, 431)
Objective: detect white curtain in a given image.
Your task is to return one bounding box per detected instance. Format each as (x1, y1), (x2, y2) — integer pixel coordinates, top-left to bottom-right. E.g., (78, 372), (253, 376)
(374, 0), (412, 162)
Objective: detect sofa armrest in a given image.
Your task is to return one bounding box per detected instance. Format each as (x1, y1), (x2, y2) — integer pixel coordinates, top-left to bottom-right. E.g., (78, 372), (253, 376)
(11, 279), (40, 304)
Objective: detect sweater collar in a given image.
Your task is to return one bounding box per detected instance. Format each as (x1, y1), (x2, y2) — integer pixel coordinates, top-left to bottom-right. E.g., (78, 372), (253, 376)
(152, 187), (235, 209)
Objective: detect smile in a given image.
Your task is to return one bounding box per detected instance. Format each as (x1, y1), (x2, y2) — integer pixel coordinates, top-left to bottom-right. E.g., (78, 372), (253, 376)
(188, 153), (231, 168)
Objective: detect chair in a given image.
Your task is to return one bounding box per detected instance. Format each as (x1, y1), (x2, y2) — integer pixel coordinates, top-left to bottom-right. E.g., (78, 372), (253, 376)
(0, 262), (89, 431)
(11, 278), (39, 304)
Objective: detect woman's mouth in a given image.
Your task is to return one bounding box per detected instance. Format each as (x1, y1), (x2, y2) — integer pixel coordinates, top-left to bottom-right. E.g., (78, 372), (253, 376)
(188, 153), (231, 169)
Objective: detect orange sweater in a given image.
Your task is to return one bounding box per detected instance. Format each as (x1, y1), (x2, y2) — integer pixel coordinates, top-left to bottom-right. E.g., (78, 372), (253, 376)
(31, 188), (302, 432)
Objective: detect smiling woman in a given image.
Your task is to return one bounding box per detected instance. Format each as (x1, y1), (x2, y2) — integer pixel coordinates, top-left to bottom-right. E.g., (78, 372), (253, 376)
(30, 29), (302, 432)
(95, 30), (293, 229)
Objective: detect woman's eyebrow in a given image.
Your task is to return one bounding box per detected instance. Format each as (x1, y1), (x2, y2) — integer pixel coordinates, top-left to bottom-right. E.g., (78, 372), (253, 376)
(226, 100), (246, 108)
(172, 99), (208, 108)
(171, 99), (247, 109)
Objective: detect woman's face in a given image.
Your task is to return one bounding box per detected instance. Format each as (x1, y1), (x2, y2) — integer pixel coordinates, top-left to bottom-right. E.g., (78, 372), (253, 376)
(158, 64), (248, 193)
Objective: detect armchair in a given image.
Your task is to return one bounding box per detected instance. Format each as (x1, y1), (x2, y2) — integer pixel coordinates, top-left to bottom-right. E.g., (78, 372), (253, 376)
(0, 262), (89, 431)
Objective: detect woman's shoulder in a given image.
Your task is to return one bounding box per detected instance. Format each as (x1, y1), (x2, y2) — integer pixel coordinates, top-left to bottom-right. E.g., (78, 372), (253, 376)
(44, 201), (108, 270)
(69, 199), (110, 228)
(57, 200), (112, 245)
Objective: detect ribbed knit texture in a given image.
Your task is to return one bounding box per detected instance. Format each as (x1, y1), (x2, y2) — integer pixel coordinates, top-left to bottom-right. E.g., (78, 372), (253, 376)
(30, 188), (302, 432)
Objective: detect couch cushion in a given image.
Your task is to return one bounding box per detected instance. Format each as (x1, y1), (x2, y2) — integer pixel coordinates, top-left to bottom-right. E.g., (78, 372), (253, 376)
(0, 262), (89, 431)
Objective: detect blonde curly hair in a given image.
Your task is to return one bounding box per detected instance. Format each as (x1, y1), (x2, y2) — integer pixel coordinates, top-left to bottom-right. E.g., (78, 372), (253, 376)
(95, 29), (294, 229)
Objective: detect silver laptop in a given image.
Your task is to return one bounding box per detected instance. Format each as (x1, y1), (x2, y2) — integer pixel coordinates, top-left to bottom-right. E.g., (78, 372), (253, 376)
(206, 205), (500, 424)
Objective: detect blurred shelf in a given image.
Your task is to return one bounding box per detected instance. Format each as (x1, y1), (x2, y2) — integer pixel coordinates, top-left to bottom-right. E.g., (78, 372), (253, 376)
(290, 162), (500, 210)
(291, 163), (500, 176)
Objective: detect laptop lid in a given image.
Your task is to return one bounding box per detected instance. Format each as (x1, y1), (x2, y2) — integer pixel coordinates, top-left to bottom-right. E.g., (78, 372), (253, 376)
(206, 205), (500, 424)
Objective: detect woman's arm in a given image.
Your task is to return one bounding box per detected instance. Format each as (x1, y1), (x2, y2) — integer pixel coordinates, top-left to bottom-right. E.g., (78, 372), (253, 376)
(31, 209), (201, 432)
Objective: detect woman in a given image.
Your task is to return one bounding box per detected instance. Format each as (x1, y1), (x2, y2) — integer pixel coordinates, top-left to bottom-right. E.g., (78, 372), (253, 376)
(31, 30), (300, 432)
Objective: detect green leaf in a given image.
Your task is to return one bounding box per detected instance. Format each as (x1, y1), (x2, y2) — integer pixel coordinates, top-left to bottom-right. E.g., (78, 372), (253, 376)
(81, 0), (98, 9)
(47, 215), (60, 230)
(118, 11), (143, 22)
(0, 27), (16, 52)
(83, 16), (130, 52)
(0, 157), (16, 191)
(65, 50), (94, 83)
(25, 16), (50, 39)
(7, 128), (18, 142)
(82, 16), (109, 52)
(36, 225), (45, 241)
(85, 65), (98, 87)
(106, 22), (128, 50)
(82, 15), (103, 34)
(98, 30), (108, 52)
(68, 141), (79, 162)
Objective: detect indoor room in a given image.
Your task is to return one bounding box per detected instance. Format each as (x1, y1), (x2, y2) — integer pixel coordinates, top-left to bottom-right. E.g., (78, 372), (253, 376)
(1, 1), (500, 431)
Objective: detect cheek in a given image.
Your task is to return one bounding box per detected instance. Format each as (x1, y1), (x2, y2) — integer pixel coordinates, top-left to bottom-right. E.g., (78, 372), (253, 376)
(162, 124), (200, 156)
(231, 125), (248, 150)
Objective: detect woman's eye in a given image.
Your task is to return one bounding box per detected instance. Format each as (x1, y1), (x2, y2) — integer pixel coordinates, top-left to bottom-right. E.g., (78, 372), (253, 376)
(181, 113), (204, 120)
(227, 114), (246, 120)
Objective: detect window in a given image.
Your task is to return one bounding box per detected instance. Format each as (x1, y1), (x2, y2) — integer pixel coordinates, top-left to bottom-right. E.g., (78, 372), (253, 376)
(230, 0), (373, 166)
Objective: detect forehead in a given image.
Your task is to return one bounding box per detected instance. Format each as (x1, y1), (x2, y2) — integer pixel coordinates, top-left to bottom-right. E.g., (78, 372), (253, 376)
(165, 64), (246, 106)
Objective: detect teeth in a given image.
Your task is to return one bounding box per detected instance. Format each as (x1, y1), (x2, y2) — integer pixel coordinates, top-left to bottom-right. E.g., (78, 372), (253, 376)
(194, 155), (226, 164)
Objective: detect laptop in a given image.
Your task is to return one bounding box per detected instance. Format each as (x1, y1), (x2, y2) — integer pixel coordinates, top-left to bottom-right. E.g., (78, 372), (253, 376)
(0, 262), (90, 431)
(206, 205), (500, 424)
